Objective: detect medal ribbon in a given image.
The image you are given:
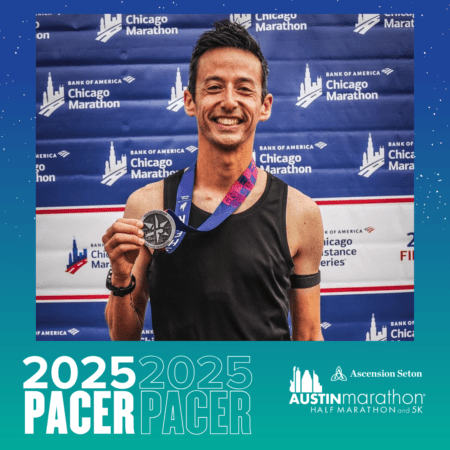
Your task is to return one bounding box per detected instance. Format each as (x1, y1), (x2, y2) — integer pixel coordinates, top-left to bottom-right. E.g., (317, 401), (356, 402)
(165, 159), (257, 253)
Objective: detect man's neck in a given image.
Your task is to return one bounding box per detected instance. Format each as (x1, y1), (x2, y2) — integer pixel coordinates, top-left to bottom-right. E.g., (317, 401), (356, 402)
(195, 144), (253, 194)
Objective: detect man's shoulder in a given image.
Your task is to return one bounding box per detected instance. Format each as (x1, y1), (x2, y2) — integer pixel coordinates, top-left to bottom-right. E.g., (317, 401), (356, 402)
(286, 185), (320, 219)
(123, 180), (165, 220)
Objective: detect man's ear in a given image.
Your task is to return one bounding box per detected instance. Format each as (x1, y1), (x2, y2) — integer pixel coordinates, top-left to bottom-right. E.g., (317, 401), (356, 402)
(259, 93), (273, 122)
(184, 89), (196, 117)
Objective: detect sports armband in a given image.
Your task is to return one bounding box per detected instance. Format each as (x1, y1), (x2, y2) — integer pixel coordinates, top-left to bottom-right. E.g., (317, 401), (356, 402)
(290, 271), (321, 289)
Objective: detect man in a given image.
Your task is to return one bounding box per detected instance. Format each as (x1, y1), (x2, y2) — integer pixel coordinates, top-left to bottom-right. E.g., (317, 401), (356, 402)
(103, 20), (324, 341)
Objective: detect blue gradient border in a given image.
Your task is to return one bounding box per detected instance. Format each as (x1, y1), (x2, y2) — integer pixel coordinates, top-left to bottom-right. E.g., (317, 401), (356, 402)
(1, 0), (448, 447)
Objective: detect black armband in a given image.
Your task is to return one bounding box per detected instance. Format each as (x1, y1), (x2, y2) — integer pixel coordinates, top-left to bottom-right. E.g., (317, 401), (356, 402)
(290, 271), (321, 289)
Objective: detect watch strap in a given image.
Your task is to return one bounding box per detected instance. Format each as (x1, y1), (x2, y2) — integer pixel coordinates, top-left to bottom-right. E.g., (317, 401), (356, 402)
(106, 269), (136, 297)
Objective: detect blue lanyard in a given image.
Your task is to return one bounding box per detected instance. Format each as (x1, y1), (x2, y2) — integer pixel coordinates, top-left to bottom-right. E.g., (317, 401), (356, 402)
(165, 159), (258, 253)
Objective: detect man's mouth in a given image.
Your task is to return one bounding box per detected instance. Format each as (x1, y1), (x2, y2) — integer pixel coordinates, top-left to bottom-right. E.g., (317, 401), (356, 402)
(212, 117), (243, 125)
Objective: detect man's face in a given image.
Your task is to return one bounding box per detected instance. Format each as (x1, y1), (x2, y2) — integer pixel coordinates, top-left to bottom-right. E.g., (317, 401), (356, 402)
(184, 47), (272, 152)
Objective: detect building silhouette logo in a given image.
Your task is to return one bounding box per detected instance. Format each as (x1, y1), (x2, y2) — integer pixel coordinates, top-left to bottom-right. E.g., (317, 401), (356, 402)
(358, 133), (385, 178)
(296, 64), (323, 108)
(66, 238), (88, 274)
(230, 14), (252, 29)
(101, 141), (127, 186)
(331, 366), (347, 381)
(39, 73), (65, 117)
(366, 313), (387, 341)
(167, 68), (187, 112)
(289, 367), (323, 393)
(354, 14), (381, 35)
(96, 14), (122, 43)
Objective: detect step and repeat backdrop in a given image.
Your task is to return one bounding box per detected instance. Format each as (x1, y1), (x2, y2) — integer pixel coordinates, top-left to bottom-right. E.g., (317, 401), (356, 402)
(36, 13), (414, 341)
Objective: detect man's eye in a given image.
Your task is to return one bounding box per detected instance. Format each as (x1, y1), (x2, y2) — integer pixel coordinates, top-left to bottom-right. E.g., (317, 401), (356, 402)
(208, 85), (221, 91)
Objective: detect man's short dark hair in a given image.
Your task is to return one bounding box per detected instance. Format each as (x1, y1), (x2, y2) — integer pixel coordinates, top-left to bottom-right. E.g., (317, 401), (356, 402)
(188, 19), (269, 103)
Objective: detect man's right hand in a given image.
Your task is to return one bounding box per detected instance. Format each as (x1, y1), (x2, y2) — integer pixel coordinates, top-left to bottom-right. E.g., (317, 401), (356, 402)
(102, 218), (145, 287)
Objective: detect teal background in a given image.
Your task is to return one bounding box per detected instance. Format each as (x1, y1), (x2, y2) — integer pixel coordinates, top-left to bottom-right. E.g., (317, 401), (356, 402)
(1, 0), (448, 448)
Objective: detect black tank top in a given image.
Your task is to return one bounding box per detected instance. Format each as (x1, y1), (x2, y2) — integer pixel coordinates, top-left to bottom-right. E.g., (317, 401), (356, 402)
(147, 170), (295, 340)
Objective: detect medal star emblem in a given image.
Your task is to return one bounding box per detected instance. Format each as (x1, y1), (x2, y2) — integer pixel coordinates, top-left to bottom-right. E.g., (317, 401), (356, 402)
(141, 210), (176, 249)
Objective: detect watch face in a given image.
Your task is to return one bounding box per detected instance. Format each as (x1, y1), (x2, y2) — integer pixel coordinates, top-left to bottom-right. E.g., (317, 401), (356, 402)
(140, 210), (176, 250)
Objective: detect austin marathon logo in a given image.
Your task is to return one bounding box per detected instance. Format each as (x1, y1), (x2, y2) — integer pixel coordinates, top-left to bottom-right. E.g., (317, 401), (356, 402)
(66, 238), (87, 274)
(288, 366), (424, 413)
(354, 13), (414, 35)
(102, 141), (127, 186)
(39, 73), (65, 117)
(167, 68), (186, 112)
(289, 367), (323, 393)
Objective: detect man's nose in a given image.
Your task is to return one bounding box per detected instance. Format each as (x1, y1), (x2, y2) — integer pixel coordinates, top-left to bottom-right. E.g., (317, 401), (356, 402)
(221, 86), (238, 111)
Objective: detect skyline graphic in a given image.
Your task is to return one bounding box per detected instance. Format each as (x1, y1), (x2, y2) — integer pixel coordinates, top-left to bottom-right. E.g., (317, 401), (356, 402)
(366, 313), (387, 341)
(296, 64), (323, 108)
(354, 14), (381, 35)
(101, 141), (127, 186)
(167, 68), (186, 112)
(96, 14), (122, 43)
(39, 72), (65, 117)
(230, 14), (252, 29)
(358, 133), (385, 178)
(289, 367), (323, 393)
(66, 238), (88, 274)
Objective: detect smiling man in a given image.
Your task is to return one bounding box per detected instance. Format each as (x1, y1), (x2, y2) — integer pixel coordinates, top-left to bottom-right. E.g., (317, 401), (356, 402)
(103, 20), (324, 341)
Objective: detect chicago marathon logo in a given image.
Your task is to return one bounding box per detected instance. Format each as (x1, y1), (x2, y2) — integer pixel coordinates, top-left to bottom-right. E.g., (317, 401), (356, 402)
(289, 367), (323, 393)
(102, 141), (127, 186)
(354, 13), (414, 35)
(358, 134), (385, 178)
(39, 73), (65, 117)
(66, 238), (88, 274)
(167, 68), (187, 112)
(230, 14), (252, 29)
(296, 64), (323, 108)
(96, 14), (122, 42)
(366, 314), (387, 341)
(354, 14), (381, 35)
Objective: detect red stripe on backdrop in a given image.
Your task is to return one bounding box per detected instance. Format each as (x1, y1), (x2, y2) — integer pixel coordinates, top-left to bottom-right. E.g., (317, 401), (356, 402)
(35, 197), (414, 215)
(37, 285), (414, 301)
(315, 198), (414, 206)
(37, 295), (110, 301)
(36, 207), (125, 214)
(322, 285), (414, 293)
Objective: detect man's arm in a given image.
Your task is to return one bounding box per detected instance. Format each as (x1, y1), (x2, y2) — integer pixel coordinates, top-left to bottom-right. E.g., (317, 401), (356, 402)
(286, 187), (324, 341)
(103, 182), (163, 340)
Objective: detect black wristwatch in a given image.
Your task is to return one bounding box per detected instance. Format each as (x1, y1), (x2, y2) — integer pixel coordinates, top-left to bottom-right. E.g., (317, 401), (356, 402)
(106, 269), (136, 297)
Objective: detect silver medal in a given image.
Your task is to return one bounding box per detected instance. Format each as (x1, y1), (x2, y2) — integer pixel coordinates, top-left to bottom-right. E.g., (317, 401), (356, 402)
(140, 210), (176, 250)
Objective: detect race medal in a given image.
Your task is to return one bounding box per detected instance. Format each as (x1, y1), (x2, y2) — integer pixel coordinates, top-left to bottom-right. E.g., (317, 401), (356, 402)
(140, 210), (176, 250)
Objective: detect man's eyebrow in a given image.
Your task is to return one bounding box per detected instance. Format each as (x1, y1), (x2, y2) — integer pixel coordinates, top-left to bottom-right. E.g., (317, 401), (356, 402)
(203, 76), (257, 85)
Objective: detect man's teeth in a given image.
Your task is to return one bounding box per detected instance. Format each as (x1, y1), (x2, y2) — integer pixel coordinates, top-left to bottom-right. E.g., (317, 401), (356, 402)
(215, 118), (240, 125)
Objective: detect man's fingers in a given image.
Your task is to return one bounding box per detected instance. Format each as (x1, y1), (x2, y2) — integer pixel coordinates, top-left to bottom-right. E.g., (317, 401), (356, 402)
(105, 232), (145, 253)
(102, 219), (144, 244)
